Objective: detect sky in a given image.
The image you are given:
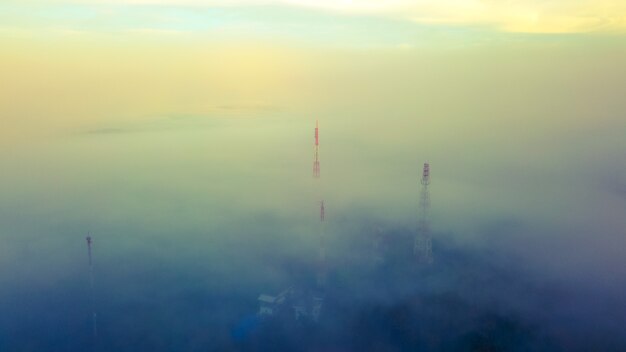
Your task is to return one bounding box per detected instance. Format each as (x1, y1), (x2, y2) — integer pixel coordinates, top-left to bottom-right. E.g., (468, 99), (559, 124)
(2, 0), (626, 35)
(1, 1), (626, 351)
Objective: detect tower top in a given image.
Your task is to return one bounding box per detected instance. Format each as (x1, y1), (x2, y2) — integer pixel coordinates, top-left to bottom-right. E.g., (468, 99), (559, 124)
(421, 162), (430, 186)
(315, 120), (319, 146)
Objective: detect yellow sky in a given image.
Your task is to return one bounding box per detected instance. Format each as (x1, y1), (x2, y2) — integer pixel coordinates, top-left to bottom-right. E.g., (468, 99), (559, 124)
(1, 0), (625, 147)
(287, 0), (626, 33)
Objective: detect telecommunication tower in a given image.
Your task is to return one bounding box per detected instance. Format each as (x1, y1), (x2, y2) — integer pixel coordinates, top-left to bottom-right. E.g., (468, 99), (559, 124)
(313, 120), (320, 178)
(414, 163), (433, 264)
(86, 234), (98, 338)
(316, 201), (327, 287)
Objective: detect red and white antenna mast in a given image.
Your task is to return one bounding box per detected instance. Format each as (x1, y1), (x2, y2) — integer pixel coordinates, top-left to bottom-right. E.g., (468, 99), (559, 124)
(414, 162), (433, 264)
(313, 120), (326, 287)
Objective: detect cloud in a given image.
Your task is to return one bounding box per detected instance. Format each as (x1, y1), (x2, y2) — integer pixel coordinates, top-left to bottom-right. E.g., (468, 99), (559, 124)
(124, 28), (188, 35)
(83, 127), (129, 135)
(41, 0), (626, 33)
(77, 106), (280, 136)
(212, 103), (281, 113)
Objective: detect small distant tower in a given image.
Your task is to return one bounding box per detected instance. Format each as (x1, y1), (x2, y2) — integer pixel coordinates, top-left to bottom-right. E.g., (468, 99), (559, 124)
(313, 120), (320, 178)
(414, 162), (433, 264)
(85, 234), (98, 338)
(372, 226), (385, 266)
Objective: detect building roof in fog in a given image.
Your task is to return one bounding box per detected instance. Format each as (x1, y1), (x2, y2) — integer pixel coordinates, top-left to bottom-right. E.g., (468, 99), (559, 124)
(258, 294), (277, 303)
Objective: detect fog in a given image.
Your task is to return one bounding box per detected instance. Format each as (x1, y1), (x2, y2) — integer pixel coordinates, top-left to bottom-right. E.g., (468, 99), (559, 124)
(1, 39), (625, 351)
